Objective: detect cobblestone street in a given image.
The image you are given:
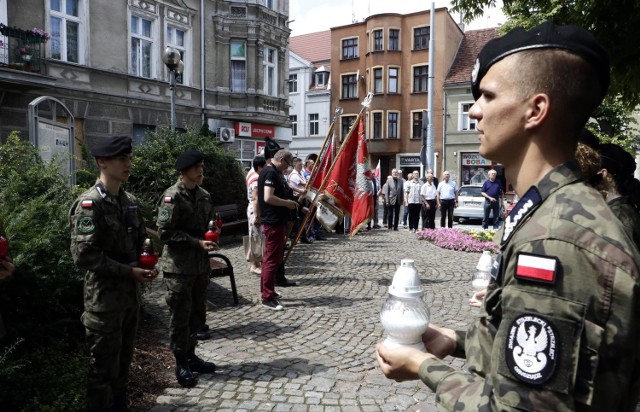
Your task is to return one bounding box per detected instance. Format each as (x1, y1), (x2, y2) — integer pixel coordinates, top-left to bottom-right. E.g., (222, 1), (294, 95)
(145, 227), (480, 411)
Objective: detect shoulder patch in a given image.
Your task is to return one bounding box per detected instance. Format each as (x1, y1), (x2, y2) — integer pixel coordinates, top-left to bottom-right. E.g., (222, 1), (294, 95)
(81, 200), (93, 208)
(506, 313), (559, 385)
(77, 216), (95, 234)
(164, 196), (172, 203)
(515, 253), (558, 284)
(158, 208), (170, 223)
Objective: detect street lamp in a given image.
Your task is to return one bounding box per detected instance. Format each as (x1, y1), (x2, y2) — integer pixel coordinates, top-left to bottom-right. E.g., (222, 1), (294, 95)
(161, 46), (183, 132)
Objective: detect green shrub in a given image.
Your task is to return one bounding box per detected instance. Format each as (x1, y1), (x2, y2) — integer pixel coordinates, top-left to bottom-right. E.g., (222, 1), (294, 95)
(127, 126), (247, 225)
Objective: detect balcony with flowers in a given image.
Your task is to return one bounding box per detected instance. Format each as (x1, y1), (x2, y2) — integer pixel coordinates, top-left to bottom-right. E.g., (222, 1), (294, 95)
(0, 23), (49, 73)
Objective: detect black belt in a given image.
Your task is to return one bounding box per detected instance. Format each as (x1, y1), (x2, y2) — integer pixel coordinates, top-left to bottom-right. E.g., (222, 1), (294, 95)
(441, 199), (455, 202)
(107, 252), (137, 264)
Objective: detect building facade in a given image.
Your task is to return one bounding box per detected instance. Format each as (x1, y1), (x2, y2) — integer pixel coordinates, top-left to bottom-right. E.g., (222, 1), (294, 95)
(0, 0), (291, 170)
(288, 30), (331, 161)
(443, 28), (500, 187)
(330, 8), (464, 180)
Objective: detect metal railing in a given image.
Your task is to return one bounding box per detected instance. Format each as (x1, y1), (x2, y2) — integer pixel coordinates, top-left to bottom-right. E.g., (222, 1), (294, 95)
(0, 23), (48, 73)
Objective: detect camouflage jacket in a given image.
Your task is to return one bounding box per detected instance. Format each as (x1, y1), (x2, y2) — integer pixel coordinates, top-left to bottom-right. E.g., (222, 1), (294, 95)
(156, 180), (213, 275)
(419, 162), (640, 411)
(608, 196), (640, 252)
(69, 180), (147, 312)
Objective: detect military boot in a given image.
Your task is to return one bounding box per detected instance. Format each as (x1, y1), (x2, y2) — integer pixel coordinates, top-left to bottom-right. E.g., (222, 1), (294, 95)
(187, 347), (216, 374)
(173, 350), (197, 387)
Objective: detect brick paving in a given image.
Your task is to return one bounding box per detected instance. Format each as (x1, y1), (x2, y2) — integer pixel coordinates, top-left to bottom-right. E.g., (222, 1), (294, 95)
(145, 227), (480, 411)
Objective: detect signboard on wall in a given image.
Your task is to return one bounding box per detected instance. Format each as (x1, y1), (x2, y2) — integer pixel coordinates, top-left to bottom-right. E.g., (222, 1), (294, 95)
(235, 121), (275, 138)
(461, 153), (490, 166)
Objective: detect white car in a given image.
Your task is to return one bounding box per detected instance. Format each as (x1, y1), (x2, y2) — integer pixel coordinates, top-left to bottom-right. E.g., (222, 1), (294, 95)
(453, 185), (485, 223)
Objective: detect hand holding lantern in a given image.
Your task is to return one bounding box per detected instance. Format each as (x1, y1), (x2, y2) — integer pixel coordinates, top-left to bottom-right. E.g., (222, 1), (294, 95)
(204, 220), (219, 243)
(138, 238), (159, 270)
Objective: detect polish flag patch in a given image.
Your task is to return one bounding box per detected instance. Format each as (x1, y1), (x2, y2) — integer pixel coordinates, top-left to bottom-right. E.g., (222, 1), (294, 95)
(515, 253), (558, 284)
(81, 200), (93, 208)
(164, 196), (172, 203)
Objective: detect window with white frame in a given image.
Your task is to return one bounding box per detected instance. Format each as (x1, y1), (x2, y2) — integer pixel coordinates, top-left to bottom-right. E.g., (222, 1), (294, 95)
(288, 74), (298, 93)
(263, 46), (277, 96)
(230, 40), (246, 92)
(388, 112), (399, 139)
(459, 102), (477, 131)
(373, 29), (383, 51)
(130, 15), (154, 78)
(413, 65), (428, 93)
(341, 37), (358, 59)
(290, 115), (297, 136)
(49, 0), (83, 63)
(373, 67), (383, 94)
(167, 25), (186, 84)
(372, 112), (382, 139)
(341, 74), (358, 99)
(412, 111), (424, 139)
(388, 29), (399, 51)
(315, 71), (327, 87)
(309, 113), (319, 135)
(388, 67), (399, 93)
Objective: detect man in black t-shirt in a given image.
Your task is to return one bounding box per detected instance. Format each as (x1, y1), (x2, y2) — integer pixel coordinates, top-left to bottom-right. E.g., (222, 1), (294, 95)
(258, 149), (298, 310)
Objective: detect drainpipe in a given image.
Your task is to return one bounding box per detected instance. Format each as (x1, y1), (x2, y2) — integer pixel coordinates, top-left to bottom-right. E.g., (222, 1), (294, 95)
(200, 0), (206, 125)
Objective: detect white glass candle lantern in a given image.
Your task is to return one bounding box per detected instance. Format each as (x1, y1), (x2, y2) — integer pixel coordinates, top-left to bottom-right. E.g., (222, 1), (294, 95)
(472, 250), (493, 291)
(380, 259), (430, 351)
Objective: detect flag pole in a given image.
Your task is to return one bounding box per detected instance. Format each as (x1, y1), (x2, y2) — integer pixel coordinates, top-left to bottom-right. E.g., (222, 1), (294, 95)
(283, 93), (372, 265)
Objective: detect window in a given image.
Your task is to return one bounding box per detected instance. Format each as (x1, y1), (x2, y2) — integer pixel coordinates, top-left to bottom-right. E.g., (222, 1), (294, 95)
(373, 29), (383, 51)
(309, 114), (319, 135)
(263, 46), (277, 97)
(412, 112), (425, 139)
(230, 40), (246, 92)
(388, 67), (399, 93)
(388, 29), (399, 51)
(132, 124), (156, 146)
(413, 65), (428, 93)
(49, 0), (82, 63)
(459, 102), (477, 131)
(289, 74), (298, 93)
(414, 26), (429, 50)
(290, 115), (297, 136)
(372, 112), (382, 139)
(130, 15), (153, 78)
(341, 116), (357, 139)
(388, 112), (398, 139)
(167, 25), (186, 84)
(342, 74), (358, 99)
(373, 67), (383, 94)
(315, 71), (327, 87)
(342, 37), (358, 59)
(264, 0), (275, 9)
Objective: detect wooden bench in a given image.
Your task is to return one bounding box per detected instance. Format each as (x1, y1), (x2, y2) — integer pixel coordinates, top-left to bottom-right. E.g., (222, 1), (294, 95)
(209, 252), (238, 305)
(212, 204), (248, 235)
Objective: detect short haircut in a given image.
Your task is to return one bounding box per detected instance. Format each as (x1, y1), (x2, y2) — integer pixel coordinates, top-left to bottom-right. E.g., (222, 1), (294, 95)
(509, 49), (601, 137)
(252, 155), (266, 170)
(274, 149), (293, 164)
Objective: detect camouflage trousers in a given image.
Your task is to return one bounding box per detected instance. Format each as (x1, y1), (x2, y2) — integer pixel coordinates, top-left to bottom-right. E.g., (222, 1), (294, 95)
(81, 306), (139, 412)
(164, 272), (209, 353)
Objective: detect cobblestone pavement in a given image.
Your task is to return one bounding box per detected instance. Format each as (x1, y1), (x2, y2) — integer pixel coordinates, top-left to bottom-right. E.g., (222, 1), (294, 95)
(145, 227), (481, 412)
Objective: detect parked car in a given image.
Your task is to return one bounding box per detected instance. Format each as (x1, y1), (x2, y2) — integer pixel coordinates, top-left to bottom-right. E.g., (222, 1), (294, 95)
(453, 185), (485, 223)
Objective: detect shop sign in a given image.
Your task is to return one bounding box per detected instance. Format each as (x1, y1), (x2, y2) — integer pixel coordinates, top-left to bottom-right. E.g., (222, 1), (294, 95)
(461, 153), (490, 166)
(235, 122), (275, 138)
(399, 156), (421, 166)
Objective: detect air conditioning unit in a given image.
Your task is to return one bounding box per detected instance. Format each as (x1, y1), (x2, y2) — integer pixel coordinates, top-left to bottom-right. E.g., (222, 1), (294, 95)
(216, 127), (235, 143)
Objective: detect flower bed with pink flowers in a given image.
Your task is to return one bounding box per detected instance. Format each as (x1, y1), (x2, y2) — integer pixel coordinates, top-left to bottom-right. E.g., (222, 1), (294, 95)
(416, 228), (499, 253)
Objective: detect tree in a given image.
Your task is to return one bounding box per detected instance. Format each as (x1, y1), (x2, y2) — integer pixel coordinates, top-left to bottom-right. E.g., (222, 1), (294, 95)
(451, 0), (640, 109)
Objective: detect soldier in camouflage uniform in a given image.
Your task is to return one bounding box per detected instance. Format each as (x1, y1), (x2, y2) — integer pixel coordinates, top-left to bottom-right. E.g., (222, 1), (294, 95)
(156, 150), (218, 387)
(376, 22), (640, 411)
(69, 135), (158, 412)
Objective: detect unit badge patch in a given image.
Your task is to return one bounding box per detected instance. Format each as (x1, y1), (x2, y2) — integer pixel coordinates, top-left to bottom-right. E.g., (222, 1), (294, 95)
(505, 313), (558, 385)
(77, 217), (95, 234)
(158, 209), (170, 223)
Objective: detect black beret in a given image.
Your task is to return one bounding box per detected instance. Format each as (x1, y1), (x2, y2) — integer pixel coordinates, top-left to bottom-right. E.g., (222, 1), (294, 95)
(174, 149), (204, 171)
(599, 143), (636, 177)
(578, 128), (600, 150)
(472, 21), (610, 103)
(264, 137), (282, 160)
(89, 135), (132, 158)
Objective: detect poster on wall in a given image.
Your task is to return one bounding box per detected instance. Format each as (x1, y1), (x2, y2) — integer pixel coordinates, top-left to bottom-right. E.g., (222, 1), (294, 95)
(460, 153), (491, 185)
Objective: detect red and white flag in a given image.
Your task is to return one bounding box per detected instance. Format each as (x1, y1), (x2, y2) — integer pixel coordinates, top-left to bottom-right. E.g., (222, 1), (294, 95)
(311, 136), (334, 190)
(515, 253), (557, 283)
(374, 159), (380, 180)
(323, 123), (358, 213)
(349, 117), (374, 237)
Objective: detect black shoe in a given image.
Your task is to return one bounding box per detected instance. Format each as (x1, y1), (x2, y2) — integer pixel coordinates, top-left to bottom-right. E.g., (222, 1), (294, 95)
(196, 330), (211, 340)
(173, 352), (198, 387)
(373, 225), (381, 229)
(276, 279), (297, 287)
(188, 350), (216, 374)
(314, 235), (326, 241)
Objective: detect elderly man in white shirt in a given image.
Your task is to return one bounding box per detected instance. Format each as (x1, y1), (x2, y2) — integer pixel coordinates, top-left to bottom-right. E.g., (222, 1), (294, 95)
(420, 172), (438, 229)
(436, 170), (459, 228)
